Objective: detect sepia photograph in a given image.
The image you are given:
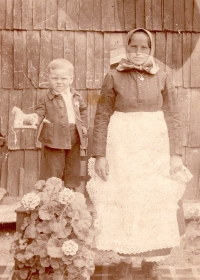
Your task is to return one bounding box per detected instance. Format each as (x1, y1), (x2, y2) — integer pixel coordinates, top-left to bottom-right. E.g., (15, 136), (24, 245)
(0, 0), (200, 279)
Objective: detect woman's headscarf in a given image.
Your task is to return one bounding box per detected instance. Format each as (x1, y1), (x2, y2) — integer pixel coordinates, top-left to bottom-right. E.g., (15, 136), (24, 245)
(116, 28), (160, 74)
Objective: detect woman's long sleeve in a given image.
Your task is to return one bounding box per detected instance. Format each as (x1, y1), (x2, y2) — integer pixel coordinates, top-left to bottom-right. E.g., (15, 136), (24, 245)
(92, 73), (116, 157)
(162, 74), (183, 156)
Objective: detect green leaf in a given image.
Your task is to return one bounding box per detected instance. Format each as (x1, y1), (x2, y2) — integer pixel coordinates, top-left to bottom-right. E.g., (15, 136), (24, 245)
(47, 237), (63, 258)
(35, 180), (46, 191)
(71, 209), (92, 231)
(19, 268), (29, 279)
(40, 257), (50, 268)
(16, 252), (26, 263)
(38, 267), (45, 274)
(31, 210), (39, 221)
(39, 273), (51, 280)
(39, 204), (54, 220)
(73, 257), (86, 268)
(50, 258), (60, 269)
(52, 269), (65, 280)
(25, 251), (34, 260)
(71, 192), (87, 211)
(61, 254), (72, 265)
(29, 234), (48, 258)
(21, 217), (31, 230)
(36, 221), (51, 234)
(25, 223), (38, 239)
(13, 232), (22, 241)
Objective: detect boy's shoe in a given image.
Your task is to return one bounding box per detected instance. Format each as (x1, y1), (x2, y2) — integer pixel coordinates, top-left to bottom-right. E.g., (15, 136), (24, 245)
(113, 261), (133, 280)
(141, 260), (162, 279)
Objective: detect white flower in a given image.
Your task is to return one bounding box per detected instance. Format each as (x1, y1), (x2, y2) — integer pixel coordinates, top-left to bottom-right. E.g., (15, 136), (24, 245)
(21, 193), (40, 210)
(58, 188), (75, 204)
(62, 240), (78, 256)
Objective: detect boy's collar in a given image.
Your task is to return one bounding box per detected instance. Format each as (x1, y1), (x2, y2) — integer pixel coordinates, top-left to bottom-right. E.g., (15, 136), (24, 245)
(48, 88), (80, 100)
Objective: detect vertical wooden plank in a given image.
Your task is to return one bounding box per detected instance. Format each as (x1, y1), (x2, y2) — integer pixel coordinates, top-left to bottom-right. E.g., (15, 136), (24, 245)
(35, 89), (46, 149)
(124, 0), (136, 31)
(185, 0), (194, 31)
(174, 0), (185, 31)
(66, 0), (79, 30)
(33, 0), (46, 30)
(103, 32), (110, 77)
(46, 0), (57, 30)
(93, 0), (101, 31)
(79, 0), (93, 30)
(193, 0), (200, 32)
(13, 0), (22, 29)
(87, 89), (100, 157)
(75, 32), (87, 89)
(0, 89), (10, 136)
(191, 33), (200, 87)
(39, 30), (52, 88)
(145, 0), (152, 30)
(86, 32), (95, 89)
(1, 147), (8, 191)
(52, 31), (64, 59)
(21, 87), (37, 149)
(152, 0), (162, 30)
(165, 32), (173, 78)
(188, 89), (200, 147)
(183, 32), (191, 88)
(94, 32), (104, 89)
(58, 0), (67, 30)
(172, 33), (183, 87)
(0, 0), (6, 29)
(27, 31), (40, 89)
(114, 0), (125, 31)
(178, 87), (191, 147)
(14, 31), (29, 89)
(163, 0), (173, 30)
(185, 148), (200, 200)
(136, 0), (145, 29)
(24, 151), (38, 194)
(102, 0), (115, 31)
(5, 0), (13, 29)
(37, 149), (42, 180)
(63, 31), (75, 87)
(8, 90), (23, 150)
(155, 32), (166, 71)
(2, 30), (14, 89)
(7, 150), (24, 196)
(78, 89), (88, 105)
(22, 0), (33, 30)
(0, 31), (2, 88)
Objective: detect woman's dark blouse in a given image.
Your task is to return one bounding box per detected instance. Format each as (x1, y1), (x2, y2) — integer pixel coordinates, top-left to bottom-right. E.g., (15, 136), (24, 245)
(93, 69), (183, 157)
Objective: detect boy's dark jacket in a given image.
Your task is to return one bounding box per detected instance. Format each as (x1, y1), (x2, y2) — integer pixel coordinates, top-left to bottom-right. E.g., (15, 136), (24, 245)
(35, 88), (88, 149)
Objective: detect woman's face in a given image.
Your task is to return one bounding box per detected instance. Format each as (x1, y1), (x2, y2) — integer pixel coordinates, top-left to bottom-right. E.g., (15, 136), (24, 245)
(127, 32), (151, 65)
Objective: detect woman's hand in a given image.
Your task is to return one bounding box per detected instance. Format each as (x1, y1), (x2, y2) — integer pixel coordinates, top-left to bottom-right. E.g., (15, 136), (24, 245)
(170, 155), (183, 175)
(95, 157), (109, 181)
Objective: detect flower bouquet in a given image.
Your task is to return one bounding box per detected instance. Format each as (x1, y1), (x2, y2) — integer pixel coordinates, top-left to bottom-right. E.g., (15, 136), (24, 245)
(11, 177), (99, 280)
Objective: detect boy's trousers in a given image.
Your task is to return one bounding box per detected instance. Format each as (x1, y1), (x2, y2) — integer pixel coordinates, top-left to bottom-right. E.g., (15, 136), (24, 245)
(44, 124), (80, 189)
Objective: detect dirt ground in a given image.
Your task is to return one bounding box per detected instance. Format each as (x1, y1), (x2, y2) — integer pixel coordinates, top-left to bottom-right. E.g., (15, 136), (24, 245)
(1, 223), (200, 268)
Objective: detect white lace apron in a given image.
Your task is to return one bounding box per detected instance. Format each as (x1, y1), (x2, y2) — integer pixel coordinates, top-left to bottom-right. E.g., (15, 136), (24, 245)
(86, 111), (189, 254)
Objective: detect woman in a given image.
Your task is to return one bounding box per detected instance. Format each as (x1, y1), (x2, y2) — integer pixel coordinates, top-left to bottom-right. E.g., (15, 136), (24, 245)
(87, 29), (191, 280)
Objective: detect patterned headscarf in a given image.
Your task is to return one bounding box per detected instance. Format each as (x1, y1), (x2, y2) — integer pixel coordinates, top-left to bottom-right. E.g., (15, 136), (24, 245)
(117, 28), (160, 74)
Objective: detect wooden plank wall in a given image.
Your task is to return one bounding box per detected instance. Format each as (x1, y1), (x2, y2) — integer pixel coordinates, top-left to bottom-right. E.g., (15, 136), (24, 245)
(0, 0), (200, 200)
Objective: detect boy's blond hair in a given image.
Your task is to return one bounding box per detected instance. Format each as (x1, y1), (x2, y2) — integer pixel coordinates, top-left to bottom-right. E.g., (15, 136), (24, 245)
(48, 59), (74, 76)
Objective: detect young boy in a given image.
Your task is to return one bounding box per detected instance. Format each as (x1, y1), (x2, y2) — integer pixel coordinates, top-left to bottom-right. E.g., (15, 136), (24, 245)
(35, 59), (88, 189)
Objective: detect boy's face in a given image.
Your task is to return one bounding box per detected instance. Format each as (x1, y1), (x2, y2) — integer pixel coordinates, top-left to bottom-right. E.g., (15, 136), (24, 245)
(127, 32), (151, 65)
(48, 68), (74, 93)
